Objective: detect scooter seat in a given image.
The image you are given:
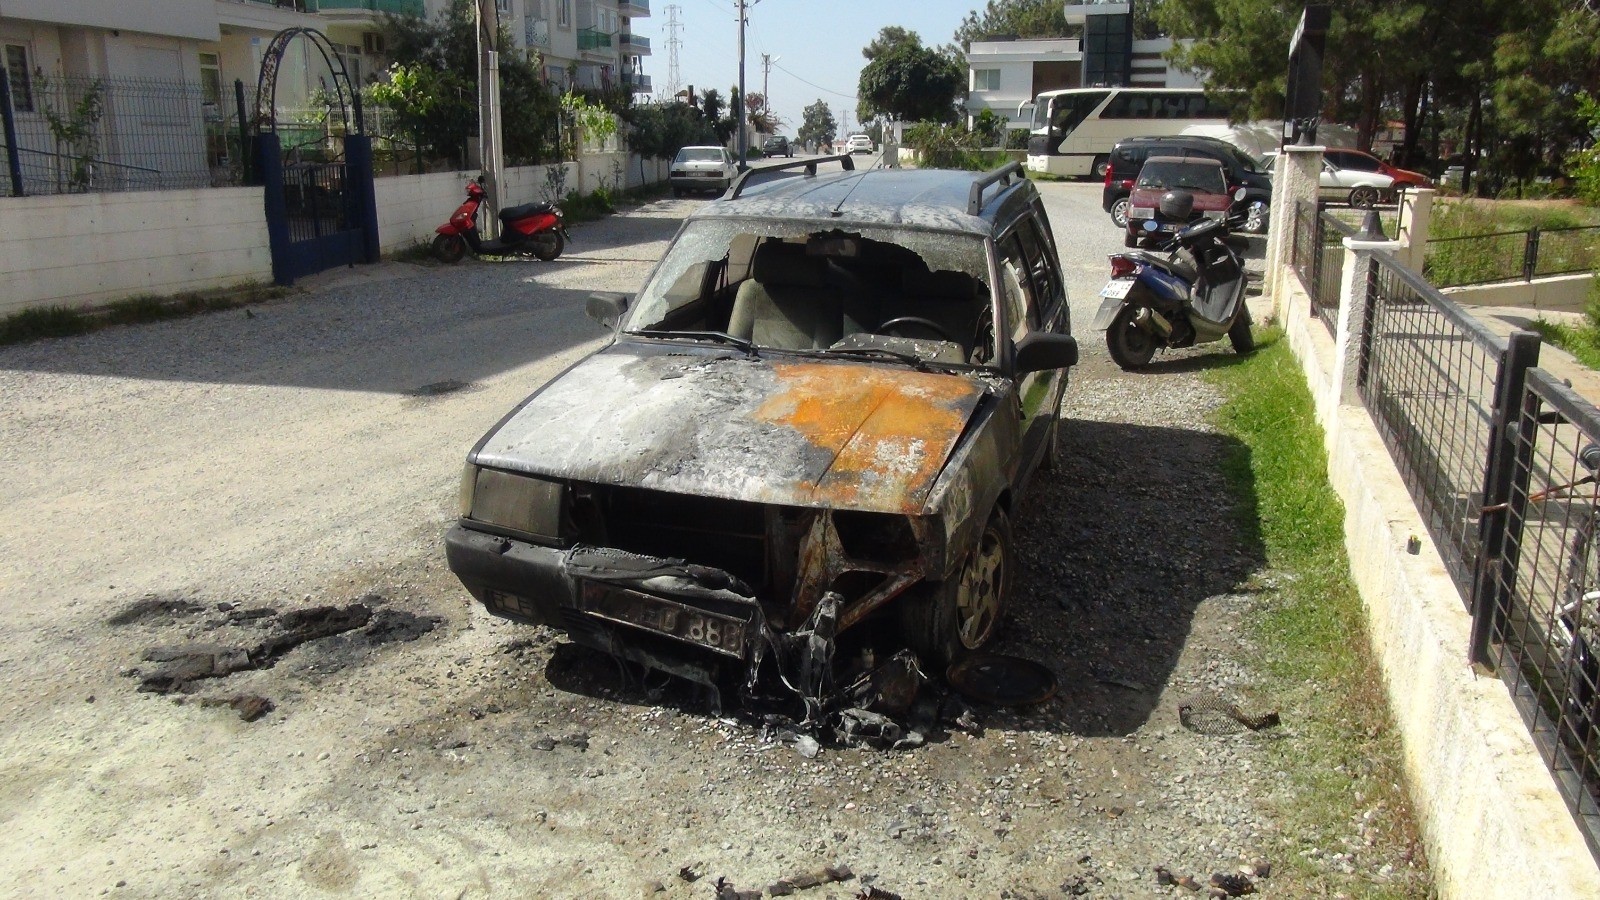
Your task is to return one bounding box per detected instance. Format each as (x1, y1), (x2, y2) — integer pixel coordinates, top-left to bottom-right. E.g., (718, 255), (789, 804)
(1128, 249), (1198, 284)
(500, 201), (552, 221)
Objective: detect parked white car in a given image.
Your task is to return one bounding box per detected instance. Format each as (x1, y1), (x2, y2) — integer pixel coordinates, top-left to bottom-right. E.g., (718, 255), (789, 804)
(670, 146), (738, 197)
(1260, 150), (1396, 208)
(846, 134), (874, 154)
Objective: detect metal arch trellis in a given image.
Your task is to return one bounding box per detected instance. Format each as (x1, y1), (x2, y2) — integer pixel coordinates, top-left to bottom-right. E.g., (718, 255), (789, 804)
(253, 27), (364, 141)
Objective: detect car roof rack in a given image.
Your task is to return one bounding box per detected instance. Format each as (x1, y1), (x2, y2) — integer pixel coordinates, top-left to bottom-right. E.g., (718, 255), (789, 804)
(967, 161), (1024, 216)
(725, 152), (857, 201)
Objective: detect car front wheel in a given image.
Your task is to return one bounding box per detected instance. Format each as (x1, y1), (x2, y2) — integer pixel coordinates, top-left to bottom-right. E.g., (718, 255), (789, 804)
(899, 508), (1013, 669)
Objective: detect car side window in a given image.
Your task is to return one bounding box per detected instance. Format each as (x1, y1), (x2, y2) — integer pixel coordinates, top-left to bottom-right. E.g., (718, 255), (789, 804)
(1013, 218), (1062, 312)
(997, 236), (1039, 342)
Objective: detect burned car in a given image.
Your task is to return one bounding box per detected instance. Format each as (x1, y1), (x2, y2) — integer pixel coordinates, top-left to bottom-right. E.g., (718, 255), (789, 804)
(445, 157), (1077, 707)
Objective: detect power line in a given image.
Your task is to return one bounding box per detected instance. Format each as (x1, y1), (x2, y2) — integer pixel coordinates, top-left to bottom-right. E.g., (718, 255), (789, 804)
(771, 60), (858, 101)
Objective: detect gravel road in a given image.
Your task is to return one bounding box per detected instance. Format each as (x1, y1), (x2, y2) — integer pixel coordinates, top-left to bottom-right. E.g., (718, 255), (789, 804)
(0, 182), (1423, 898)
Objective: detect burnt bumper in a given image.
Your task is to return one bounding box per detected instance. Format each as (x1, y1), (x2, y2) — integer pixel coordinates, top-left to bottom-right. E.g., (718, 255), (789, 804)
(445, 524), (575, 626)
(445, 525), (766, 663)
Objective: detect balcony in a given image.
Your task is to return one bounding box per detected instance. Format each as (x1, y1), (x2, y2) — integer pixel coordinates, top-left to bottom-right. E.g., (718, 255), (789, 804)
(623, 72), (652, 93)
(618, 0), (651, 17)
(577, 27), (614, 52)
(312, 0), (426, 14)
(619, 33), (650, 55)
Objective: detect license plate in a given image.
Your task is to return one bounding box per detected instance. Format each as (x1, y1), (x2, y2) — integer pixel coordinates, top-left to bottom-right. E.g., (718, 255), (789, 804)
(1099, 279), (1135, 299)
(579, 583), (748, 657)
(1161, 223), (1179, 232)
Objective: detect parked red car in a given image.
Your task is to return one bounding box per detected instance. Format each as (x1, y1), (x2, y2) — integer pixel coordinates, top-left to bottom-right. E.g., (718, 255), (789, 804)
(1124, 156), (1234, 247)
(1324, 148), (1432, 189)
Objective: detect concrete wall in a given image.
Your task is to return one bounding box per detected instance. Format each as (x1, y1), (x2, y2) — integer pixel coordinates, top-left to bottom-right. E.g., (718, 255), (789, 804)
(0, 152), (667, 311)
(1274, 254), (1600, 898)
(0, 186), (271, 314)
(1443, 273), (1597, 313)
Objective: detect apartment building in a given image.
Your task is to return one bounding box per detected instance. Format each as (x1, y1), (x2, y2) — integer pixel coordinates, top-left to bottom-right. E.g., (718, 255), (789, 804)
(505, 0), (651, 95)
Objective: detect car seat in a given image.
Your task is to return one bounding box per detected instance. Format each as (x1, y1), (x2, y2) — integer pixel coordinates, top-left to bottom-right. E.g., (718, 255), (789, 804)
(727, 241), (844, 349)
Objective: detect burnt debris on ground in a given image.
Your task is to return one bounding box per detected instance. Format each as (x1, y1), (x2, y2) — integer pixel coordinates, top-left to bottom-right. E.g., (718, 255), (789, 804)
(111, 593), (442, 715)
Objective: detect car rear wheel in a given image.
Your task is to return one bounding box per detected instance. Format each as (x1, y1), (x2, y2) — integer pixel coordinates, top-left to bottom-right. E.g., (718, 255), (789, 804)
(1123, 230), (1139, 248)
(1242, 199), (1269, 234)
(899, 508), (1012, 669)
(1109, 196), (1130, 229)
(1349, 186), (1380, 209)
(1107, 305), (1157, 369)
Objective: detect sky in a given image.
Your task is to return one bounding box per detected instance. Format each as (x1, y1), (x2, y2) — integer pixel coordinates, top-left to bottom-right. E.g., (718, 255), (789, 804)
(631, 0), (985, 139)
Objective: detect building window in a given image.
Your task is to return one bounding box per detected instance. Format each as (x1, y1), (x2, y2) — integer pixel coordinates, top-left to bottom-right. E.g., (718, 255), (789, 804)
(972, 69), (1000, 92)
(558, 0), (571, 28)
(5, 44), (33, 113)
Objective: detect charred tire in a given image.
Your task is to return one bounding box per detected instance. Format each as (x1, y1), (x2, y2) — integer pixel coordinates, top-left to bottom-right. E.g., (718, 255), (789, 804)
(1349, 186), (1380, 209)
(532, 231), (565, 261)
(899, 508), (1013, 670)
(1228, 304), (1255, 353)
(1109, 196), (1130, 229)
(1107, 305), (1157, 369)
(432, 233), (467, 264)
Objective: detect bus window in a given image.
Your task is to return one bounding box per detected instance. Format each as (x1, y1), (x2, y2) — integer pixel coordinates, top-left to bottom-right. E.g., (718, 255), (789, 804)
(1185, 95), (1207, 118)
(1049, 90), (1110, 135)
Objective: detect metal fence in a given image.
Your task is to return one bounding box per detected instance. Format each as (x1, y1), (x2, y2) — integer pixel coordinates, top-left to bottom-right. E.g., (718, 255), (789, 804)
(1340, 249), (1600, 858)
(1425, 225), (1600, 288)
(1291, 201), (1360, 335)
(1478, 366), (1600, 852)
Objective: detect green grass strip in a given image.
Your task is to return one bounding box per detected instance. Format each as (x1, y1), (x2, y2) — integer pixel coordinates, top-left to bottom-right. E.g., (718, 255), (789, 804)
(1206, 329), (1431, 897)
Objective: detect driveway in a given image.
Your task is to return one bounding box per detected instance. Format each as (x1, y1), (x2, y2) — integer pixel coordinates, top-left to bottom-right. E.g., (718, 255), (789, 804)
(0, 184), (1410, 897)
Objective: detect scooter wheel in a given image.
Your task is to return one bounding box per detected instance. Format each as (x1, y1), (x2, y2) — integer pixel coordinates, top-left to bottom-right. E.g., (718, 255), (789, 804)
(531, 230), (565, 262)
(432, 234), (467, 264)
(1228, 304), (1255, 353)
(1107, 306), (1157, 370)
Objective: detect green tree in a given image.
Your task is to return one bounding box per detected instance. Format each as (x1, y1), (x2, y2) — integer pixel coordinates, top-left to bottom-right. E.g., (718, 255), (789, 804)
(954, 0), (1073, 48)
(796, 99), (837, 148)
(857, 39), (967, 125)
(863, 26), (922, 61)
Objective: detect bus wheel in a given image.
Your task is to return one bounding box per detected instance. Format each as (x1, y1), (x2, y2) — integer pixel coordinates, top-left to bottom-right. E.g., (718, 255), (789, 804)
(1092, 155), (1110, 179)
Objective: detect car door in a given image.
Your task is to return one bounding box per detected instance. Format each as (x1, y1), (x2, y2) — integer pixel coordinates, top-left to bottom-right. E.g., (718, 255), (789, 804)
(998, 212), (1067, 479)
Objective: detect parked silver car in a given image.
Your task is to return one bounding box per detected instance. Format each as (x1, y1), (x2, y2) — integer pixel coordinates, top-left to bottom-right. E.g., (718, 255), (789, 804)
(670, 146), (737, 197)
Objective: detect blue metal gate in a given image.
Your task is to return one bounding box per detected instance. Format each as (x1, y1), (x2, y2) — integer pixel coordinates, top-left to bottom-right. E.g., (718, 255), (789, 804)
(257, 132), (379, 285)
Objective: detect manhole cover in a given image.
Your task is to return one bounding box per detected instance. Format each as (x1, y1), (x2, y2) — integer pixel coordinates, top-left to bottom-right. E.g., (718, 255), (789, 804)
(946, 653), (1058, 706)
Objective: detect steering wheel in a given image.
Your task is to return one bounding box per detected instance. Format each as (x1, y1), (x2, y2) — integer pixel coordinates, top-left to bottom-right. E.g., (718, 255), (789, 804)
(879, 316), (953, 342)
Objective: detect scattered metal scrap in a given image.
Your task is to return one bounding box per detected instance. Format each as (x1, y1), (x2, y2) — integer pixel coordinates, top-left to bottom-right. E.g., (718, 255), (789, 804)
(1177, 693), (1281, 734)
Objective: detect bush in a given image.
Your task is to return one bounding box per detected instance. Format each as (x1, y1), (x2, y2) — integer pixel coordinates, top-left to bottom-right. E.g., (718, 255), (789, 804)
(1570, 93), (1600, 206)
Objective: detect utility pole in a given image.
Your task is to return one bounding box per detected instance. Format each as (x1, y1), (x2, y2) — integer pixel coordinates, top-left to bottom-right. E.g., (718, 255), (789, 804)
(664, 4), (683, 97)
(475, 0), (503, 238)
(761, 53), (773, 118)
(735, 0), (749, 167)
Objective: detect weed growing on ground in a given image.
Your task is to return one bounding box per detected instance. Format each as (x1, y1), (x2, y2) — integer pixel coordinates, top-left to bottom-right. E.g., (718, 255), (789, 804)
(0, 283), (291, 347)
(1206, 329), (1431, 898)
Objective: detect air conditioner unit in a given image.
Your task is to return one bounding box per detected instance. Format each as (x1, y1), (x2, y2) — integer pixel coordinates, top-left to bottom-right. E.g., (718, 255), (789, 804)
(362, 32), (386, 55)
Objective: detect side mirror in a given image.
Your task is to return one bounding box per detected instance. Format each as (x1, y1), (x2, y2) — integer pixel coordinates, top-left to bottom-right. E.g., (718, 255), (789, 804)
(586, 292), (629, 329)
(1014, 332), (1079, 374)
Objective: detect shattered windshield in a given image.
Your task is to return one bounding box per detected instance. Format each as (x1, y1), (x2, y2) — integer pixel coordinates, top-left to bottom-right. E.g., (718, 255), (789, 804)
(624, 219), (997, 368)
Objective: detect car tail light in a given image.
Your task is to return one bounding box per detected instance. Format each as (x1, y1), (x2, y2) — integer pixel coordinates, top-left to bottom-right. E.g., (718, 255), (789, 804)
(1103, 164), (1114, 187)
(1109, 256), (1139, 278)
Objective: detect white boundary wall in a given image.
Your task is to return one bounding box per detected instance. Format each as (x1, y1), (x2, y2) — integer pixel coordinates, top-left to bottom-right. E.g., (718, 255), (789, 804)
(0, 187), (273, 315)
(0, 152), (669, 314)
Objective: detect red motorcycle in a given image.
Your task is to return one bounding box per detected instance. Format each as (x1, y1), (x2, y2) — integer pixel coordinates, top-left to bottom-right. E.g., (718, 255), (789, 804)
(432, 177), (568, 263)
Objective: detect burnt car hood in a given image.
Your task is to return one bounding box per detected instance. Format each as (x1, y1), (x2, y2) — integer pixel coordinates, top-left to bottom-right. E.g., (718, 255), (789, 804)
(473, 347), (987, 514)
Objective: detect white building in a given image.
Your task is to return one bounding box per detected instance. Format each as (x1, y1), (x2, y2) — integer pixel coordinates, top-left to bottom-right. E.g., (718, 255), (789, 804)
(963, 0), (1200, 131)
(480, 0), (650, 95)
